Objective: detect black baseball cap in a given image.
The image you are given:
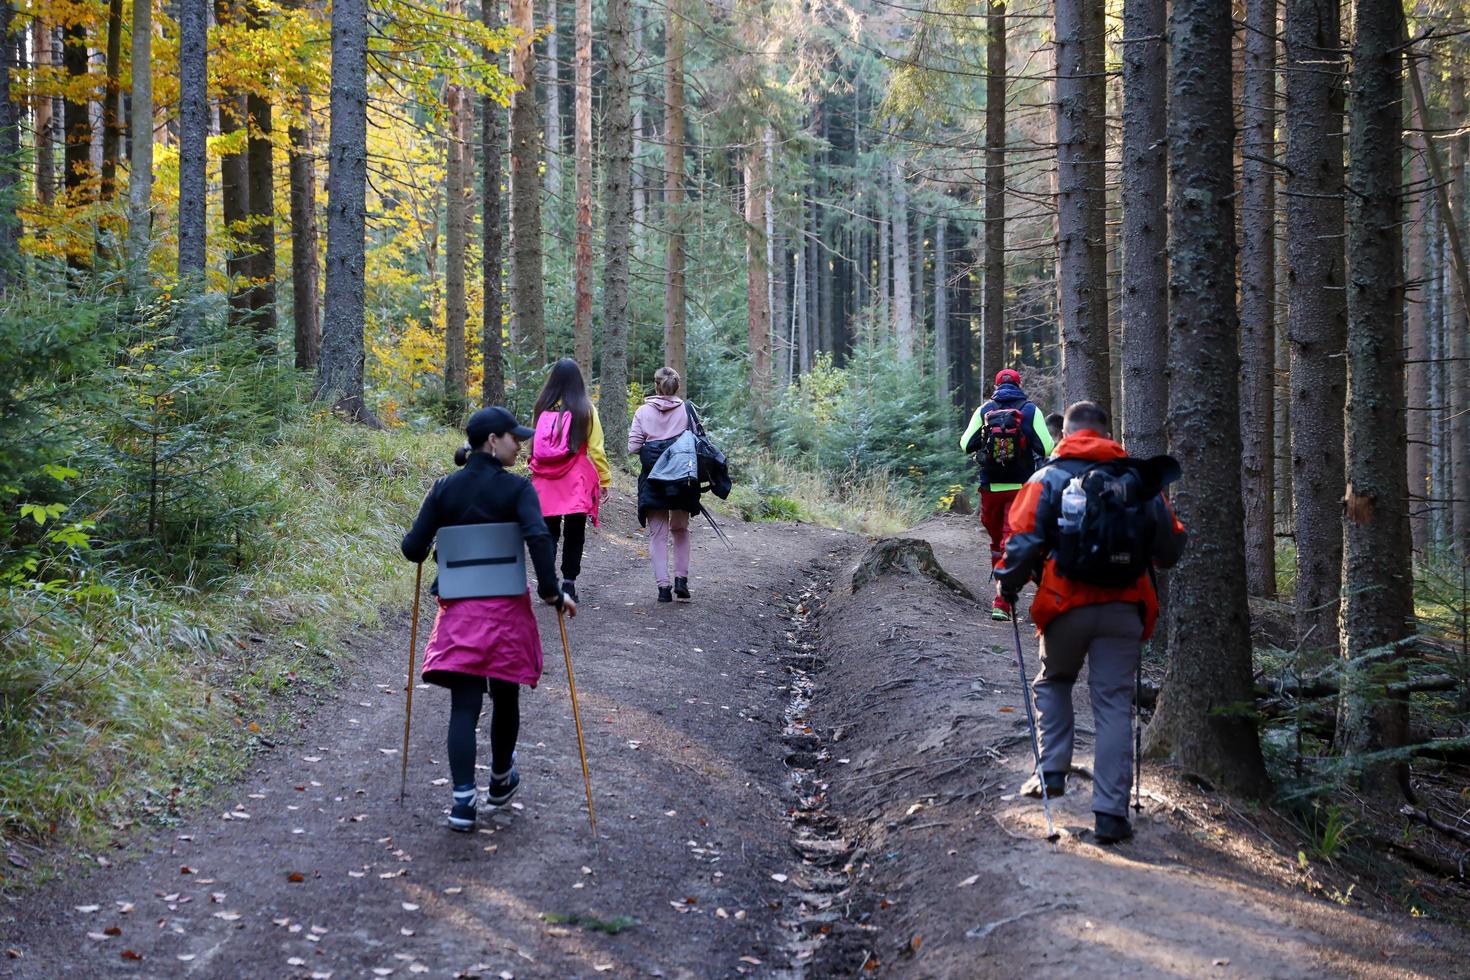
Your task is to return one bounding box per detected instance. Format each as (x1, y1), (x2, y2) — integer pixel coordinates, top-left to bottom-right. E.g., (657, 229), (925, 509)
(466, 406), (533, 445)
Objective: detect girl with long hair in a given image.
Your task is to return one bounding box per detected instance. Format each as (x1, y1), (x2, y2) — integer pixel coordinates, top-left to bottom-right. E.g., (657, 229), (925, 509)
(528, 358), (611, 602)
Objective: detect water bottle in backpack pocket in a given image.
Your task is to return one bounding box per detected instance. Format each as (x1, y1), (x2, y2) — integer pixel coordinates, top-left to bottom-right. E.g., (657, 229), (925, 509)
(1052, 461), (1155, 587)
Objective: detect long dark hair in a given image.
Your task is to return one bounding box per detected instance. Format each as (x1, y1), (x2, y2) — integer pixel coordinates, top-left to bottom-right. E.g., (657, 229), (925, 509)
(532, 358), (593, 452)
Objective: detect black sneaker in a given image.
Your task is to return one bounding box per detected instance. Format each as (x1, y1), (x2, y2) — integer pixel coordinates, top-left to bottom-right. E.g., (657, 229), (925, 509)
(1095, 812), (1133, 845)
(657, 586), (673, 603)
(447, 786), (478, 832)
(1022, 771), (1067, 799)
(562, 580), (578, 603)
(674, 577), (690, 600)
(486, 769), (520, 807)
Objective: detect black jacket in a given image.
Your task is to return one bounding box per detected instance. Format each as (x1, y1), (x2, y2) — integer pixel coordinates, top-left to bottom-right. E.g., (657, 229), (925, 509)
(401, 452), (559, 601)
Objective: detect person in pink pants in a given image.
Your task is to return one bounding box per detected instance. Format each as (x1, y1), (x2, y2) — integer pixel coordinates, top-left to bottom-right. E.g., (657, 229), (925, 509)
(628, 367), (697, 603)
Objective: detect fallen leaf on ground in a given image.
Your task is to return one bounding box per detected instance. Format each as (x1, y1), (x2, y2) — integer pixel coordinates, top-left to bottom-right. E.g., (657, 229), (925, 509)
(120, 950), (143, 961)
(401, 902), (420, 912)
(372, 970), (394, 977)
(288, 958), (307, 967)
(303, 756), (322, 763)
(740, 957), (762, 965)
(103, 926), (122, 937)
(594, 967), (613, 974)
(177, 954), (196, 961)
(349, 871), (366, 878)
(287, 872), (305, 883)
(770, 873), (788, 883)
(409, 966), (429, 974)
(213, 911), (242, 921)
(86, 932), (109, 942)
(180, 866), (196, 874)
(74, 904), (100, 913)
(958, 875), (980, 887)
(400, 928), (415, 937)
(443, 886), (463, 895)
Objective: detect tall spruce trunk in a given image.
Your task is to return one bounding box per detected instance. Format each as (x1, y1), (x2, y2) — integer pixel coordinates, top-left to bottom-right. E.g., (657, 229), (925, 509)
(542, 0), (560, 195)
(444, 66), (469, 419)
(1338, 0), (1412, 795)
(745, 143), (772, 431)
(61, 21), (89, 201)
(891, 161), (913, 359)
(509, 0), (545, 364)
(245, 0), (277, 345)
(1240, 0), (1277, 595)
(983, 0), (1005, 385)
(1407, 90), (1430, 553)
(1147, 0), (1270, 797)
(100, 0), (122, 201)
(934, 214), (949, 405)
(1285, 0), (1347, 653)
(662, 0), (686, 378)
(600, 0), (632, 451)
(126, 0), (153, 274)
(177, 0), (208, 329)
(33, 21), (52, 205)
(482, 0), (506, 406)
(0, 3), (18, 287)
(1120, 0), (1167, 457)
(1053, 0), (1111, 416)
(573, 0), (592, 370)
(1452, 71), (1470, 555)
(318, 0), (374, 422)
(288, 98), (320, 371)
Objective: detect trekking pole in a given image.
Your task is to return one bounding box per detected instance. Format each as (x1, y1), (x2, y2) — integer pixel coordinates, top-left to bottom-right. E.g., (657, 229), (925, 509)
(1011, 611), (1060, 842)
(1133, 657), (1144, 814)
(399, 562), (424, 805)
(557, 607), (597, 836)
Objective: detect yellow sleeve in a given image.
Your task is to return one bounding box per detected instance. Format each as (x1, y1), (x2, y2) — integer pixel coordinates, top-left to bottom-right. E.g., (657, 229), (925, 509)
(588, 406), (612, 487)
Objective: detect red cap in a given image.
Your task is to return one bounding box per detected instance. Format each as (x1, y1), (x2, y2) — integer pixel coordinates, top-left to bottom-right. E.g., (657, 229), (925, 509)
(995, 369), (1022, 387)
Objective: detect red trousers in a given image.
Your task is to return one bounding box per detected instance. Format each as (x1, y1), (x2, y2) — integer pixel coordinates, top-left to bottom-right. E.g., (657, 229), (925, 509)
(980, 488), (1021, 570)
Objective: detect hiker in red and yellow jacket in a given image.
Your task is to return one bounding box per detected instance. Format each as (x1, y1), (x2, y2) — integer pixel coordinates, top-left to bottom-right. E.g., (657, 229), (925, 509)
(995, 400), (1187, 844)
(960, 368), (1055, 621)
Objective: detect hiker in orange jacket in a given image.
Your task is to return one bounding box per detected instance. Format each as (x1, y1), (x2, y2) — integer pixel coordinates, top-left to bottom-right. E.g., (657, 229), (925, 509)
(995, 400), (1187, 844)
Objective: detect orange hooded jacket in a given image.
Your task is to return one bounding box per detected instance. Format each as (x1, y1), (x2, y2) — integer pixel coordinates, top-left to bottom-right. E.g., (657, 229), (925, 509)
(994, 430), (1187, 640)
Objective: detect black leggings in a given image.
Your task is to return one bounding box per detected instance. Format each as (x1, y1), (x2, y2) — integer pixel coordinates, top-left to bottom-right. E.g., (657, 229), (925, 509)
(544, 514), (587, 581)
(447, 675), (520, 786)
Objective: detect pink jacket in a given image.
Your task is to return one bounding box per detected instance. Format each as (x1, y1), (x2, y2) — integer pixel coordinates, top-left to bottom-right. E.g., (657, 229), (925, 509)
(628, 396), (690, 452)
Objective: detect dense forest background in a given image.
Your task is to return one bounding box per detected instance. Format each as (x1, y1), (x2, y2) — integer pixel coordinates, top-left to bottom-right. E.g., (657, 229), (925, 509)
(5, 0), (1470, 914)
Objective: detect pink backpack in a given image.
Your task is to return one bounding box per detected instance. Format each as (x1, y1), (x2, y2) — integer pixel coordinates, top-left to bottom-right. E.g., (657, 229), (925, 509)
(532, 410), (575, 463)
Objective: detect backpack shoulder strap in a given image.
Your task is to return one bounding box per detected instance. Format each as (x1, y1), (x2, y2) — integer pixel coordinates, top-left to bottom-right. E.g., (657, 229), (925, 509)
(685, 400), (705, 436)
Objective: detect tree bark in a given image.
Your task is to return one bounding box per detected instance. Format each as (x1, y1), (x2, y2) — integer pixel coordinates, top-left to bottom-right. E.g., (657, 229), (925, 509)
(101, 0), (122, 200)
(1407, 80), (1430, 554)
(61, 20), (89, 201)
(318, 0), (375, 422)
(1054, 0), (1111, 416)
(509, 0), (545, 364)
(573, 0), (592, 370)
(935, 214), (949, 405)
(1451, 70), (1470, 555)
(1147, 0), (1271, 797)
(1120, 0), (1167, 457)
(288, 97), (320, 371)
(600, 0), (632, 451)
(746, 141), (772, 430)
(543, 0), (561, 196)
(126, 0), (153, 274)
(177, 0), (208, 330)
(983, 1), (1005, 386)
(662, 0), (686, 378)
(245, 0), (277, 344)
(482, 0), (506, 406)
(1239, 0), (1276, 595)
(216, 0), (251, 328)
(891, 161), (913, 359)
(32, 20), (52, 206)
(0, 3), (18, 288)
(1337, 0), (1412, 796)
(444, 17), (469, 420)
(1285, 0), (1347, 653)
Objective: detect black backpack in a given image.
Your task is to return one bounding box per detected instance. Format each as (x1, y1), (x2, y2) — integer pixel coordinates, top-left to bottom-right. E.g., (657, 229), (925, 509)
(1051, 459), (1161, 588)
(969, 403), (1039, 484)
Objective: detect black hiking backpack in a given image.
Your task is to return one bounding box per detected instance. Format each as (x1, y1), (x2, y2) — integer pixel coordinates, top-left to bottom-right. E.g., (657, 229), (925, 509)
(974, 404), (1038, 484)
(1050, 459), (1166, 588)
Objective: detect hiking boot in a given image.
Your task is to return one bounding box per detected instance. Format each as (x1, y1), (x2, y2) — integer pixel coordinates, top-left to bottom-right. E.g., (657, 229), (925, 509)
(447, 784), (478, 832)
(992, 594), (1013, 622)
(1095, 812), (1133, 845)
(657, 585), (673, 603)
(486, 769), (520, 807)
(1021, 771), (1067, 799)
(674, 577), (691, 600)
(562, 580), (578, 603)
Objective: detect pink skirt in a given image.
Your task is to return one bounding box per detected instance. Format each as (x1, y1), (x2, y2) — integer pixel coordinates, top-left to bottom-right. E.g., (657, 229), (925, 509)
(420, 593), (544, 688)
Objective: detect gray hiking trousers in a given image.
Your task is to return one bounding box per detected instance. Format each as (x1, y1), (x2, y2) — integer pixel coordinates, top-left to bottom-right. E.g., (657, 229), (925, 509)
(1034, 602), (1144, 818)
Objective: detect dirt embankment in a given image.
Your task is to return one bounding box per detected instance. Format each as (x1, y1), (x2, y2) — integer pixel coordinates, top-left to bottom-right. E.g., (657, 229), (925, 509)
(794, 513), (1470, 978)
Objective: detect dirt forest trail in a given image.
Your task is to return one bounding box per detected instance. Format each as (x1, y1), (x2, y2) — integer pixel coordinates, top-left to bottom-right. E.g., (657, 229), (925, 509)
(6, 498), (1470, 978)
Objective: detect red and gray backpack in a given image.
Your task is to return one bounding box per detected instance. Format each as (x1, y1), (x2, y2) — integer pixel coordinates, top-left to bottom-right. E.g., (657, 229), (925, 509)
(970, 402), (1039, 484)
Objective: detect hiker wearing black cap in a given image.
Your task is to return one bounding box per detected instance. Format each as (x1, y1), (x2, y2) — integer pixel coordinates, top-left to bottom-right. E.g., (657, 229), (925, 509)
(960, 368), (1055, 620)
(401, 406), (576, 831)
